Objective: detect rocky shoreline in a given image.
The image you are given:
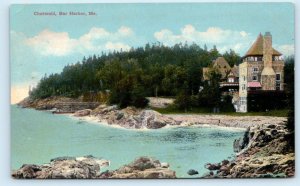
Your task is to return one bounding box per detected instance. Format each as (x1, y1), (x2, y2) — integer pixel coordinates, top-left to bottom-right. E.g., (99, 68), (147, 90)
(12, 156), (176, 179)
(15, 97), (294, 178)
(18, 96), (287, 130)
(201, 123), (295, 178)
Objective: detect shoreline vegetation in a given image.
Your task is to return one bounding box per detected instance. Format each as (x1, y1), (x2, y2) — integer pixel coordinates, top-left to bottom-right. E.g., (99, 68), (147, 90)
(14, 96), (294, 178)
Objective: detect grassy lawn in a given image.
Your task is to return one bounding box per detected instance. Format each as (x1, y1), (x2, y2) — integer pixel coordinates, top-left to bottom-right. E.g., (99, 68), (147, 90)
(151, 105), (289, 117)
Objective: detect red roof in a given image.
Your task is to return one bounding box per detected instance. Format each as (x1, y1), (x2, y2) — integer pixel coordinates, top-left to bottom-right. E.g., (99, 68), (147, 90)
(248, 82), (262, 88)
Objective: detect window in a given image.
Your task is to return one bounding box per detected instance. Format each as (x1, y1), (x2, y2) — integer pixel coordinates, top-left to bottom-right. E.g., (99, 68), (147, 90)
(253, 67), (258, 72)
(276, 82), (280, 90)
(252, 76), (258, 81)
(243, 76), (246, 81)
(276, 74), (281, 81)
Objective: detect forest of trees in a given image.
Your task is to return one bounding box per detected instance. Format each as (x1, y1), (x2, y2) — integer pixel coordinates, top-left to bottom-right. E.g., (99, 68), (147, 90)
(28, 42), (258, 110)
(29, 42), (241, 109)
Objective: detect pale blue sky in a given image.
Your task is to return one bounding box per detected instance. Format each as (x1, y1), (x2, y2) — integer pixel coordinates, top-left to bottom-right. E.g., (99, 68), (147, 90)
(10, 3), (294, 103)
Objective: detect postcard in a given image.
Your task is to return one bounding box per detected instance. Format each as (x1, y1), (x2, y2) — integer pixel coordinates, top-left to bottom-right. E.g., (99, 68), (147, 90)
(10, 3), (295, 179)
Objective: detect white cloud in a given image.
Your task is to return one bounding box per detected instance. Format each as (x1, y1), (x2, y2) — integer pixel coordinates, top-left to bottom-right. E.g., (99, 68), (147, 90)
(118, 26), (134, 36)
(276, 44), (294, 57)
(26, 29), (78, 56)
(105, 41), (130, 51)
(154, 24), (253, 54)
(25, 26), (134, 56)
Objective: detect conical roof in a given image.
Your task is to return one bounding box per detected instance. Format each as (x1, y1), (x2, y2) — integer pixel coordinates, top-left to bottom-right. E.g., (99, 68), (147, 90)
(243, 33), (282, 58)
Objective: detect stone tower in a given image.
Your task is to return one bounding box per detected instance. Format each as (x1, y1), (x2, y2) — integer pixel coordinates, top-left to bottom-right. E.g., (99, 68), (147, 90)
(236, 32), (284, 112)
(261, 32), (276, 90)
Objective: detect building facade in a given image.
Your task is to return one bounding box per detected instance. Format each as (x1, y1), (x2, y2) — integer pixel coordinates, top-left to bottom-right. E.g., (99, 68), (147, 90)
(236, 32), (284, 112)
(203, 57), (239, 92)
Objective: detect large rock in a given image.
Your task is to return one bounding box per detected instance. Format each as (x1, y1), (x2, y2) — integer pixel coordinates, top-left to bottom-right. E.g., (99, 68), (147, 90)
(91, 106), (180, 129)
(73, 109), (92, 117)
(202, 123), (295, 178)
(187, 169), (199, 175)
(233, 127), (250, 152)
(12, 155), (109, 179)
(99, 157), (176, 179)
(12, 156), (176, 179)
(205, 163), (221, 170)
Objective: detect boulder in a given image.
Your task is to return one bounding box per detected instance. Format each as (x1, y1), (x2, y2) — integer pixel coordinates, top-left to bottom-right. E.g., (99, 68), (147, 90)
(73, 109), (92, 117)
(161, 162), (169, 168)
(102, 156), (176, 179)
(91, 106), (179, 129)
(205, 163), (221, 170)
(187, 169), (199, 175)
(202, 124), (295, 178)
(12, 155), (108, 179)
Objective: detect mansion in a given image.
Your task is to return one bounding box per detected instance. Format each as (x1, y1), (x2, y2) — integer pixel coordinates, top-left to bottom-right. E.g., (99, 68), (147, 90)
(203, 32), (285, 112)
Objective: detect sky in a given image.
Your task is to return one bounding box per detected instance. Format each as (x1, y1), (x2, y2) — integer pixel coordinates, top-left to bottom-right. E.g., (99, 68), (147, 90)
(10, 3), (294, 104)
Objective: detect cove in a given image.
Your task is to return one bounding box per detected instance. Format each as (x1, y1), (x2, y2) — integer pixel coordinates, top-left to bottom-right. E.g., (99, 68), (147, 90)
(11, 105), (244, 178)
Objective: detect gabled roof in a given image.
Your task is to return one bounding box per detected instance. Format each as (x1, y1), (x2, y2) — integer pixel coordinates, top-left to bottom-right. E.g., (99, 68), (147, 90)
(203, 57), (239, 81)
(212, 57), (231, 79)
(243, 33), (282, 58)
(212, 57), (231, 69)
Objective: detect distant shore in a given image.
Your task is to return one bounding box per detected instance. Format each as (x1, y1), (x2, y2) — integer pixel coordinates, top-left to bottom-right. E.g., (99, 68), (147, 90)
(17, 96), (287, 130)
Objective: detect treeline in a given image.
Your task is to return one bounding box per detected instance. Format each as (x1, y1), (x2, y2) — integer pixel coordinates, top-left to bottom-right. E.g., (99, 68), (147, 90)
(29, 42), (241, 108)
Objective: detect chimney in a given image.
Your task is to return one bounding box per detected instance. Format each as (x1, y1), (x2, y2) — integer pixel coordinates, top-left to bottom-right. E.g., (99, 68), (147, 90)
(261, 32), (275, 76)
(261, 32), (276, 90)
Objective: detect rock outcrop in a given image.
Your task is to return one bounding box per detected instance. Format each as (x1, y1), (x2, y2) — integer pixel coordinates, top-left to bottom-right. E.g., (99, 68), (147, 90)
(18, 96), (100, 113)
(99, 157), (176, 178)
(73, 109), (92, 117)
(91, 105), (181, 129)
(12, 156), (176, 179)
(187, 169), (199, 175)
(202, 123), (295, 178)
(12, 155), (109, 179)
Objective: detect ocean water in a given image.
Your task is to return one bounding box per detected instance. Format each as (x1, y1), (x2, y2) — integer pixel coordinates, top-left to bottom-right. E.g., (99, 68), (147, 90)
(11, 105), (244, 178)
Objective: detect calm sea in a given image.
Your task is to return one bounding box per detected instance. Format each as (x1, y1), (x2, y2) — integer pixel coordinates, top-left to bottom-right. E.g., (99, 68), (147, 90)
(11, 105), (244, 178)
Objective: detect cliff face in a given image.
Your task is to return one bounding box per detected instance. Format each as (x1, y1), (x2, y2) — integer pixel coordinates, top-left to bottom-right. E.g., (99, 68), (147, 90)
(12, 156), (176, 179)
(202, 123), (295, 178)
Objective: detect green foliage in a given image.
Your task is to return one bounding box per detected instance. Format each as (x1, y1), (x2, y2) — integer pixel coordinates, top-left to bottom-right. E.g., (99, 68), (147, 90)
(220, 95), (235, 112)
(284, 56), (294, 150)
(223, 49), (241, 67)
(198, 68), (222, 109)
(29, 42), (239, 108)
(174, 82), (191, 112)
(131, 85), (149, 108)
